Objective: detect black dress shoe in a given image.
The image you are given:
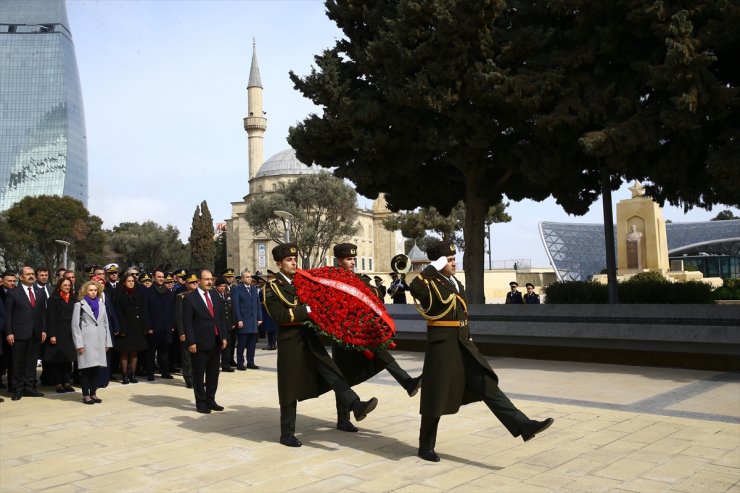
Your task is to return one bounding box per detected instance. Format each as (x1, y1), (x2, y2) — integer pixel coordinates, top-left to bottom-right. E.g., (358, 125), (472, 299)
(0, 397), (4, 402)
(279, 434), (302, 447)
(160, 374), (174, 379)
(521, 417), (554, 442)
(405, 376), (422, 397)
(221, 366), (235, 373)
(82, 398), (95, 405)
(336, 421), (358, 432)
(351, 397), (378, 421)
(418, 448), (440, 462)
(146, 375), (155, 382)
(56, 387), (66, 394)
(196, 407), (212, 414)
(185, 381), (193, 389)
(11, 393), (21, 401)
(63, 386), (76, 393)
(229, 360), (238, 367)
(236, 365), (246, 371)
(90, 396), (102, 403)
(208, 402), (224, 411)
(246, 364), (259, 370)
(23, 389), (44, 397)
(129, 375), (139, 383)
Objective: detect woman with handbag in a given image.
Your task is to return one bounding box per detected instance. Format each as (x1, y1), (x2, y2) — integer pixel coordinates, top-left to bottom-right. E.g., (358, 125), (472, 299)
(71, 281), (113, 404)
(113, 273), (149, 384)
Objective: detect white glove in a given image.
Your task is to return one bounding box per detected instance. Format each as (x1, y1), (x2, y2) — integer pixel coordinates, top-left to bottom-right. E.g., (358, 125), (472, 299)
(306, 306), (311, 314)
(431, 256), (448, 271)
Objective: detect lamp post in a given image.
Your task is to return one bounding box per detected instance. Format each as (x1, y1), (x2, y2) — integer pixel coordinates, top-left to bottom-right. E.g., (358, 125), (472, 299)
(54, 239), (71, 269)
(273, 210), (294, 243)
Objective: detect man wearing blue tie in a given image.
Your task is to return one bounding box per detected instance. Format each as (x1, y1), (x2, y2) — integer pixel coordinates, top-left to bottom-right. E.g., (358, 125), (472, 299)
(230, 269), (263, 370)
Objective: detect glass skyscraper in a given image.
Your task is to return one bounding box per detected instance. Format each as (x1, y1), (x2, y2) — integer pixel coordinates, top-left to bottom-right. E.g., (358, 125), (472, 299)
(0, 0), (88, 212)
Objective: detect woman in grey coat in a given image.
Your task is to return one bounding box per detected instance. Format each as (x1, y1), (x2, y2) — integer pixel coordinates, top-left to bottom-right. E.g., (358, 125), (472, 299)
(72, 281), (113, 404)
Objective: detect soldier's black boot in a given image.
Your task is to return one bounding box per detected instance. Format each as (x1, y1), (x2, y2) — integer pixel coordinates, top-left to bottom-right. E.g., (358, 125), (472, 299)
(417, 415), (440, 462)
(336, 400), (358, 432)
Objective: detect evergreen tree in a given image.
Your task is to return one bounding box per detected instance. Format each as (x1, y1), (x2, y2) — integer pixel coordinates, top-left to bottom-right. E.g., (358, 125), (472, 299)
(289, 0), (739, 302)
(189, 200), (215, 270)
(107, 221), (188, 271)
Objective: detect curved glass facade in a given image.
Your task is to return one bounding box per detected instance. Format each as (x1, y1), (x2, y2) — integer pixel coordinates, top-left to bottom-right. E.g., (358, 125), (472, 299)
(0, 0), (88, 211)
(540, 220), (740, 281)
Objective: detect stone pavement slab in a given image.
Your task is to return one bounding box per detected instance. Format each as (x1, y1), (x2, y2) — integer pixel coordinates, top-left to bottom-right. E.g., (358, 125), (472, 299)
(1, 350), (738, 492)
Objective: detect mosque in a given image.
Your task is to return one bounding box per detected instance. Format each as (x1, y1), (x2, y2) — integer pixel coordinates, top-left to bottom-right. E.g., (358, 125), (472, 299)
(225, 44), (404, 276)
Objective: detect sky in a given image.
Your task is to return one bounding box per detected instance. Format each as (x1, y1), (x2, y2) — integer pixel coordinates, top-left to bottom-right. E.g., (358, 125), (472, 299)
(67, 0), (739, 268)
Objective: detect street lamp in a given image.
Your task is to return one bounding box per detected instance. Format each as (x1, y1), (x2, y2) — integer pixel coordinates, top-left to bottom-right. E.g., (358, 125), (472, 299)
(55, 239), (71, 269)
(273, 210), (294, 243)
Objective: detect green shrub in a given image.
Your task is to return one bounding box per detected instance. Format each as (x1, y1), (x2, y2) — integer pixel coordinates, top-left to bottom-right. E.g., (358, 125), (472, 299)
(544, 279), (715, 303)
(713, 278), (740, 300)
(624, 271), (668, 283)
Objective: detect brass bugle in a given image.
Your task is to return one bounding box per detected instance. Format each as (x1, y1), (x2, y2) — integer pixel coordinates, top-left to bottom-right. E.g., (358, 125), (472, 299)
(391, 254), (411, 274)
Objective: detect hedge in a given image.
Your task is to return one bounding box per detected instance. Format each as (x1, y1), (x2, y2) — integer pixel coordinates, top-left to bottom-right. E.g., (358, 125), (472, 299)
(544, 277), (715, 304)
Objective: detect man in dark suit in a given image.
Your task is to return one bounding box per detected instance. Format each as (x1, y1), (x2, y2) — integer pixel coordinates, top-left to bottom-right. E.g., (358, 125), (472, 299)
(3, 266), (47, 400)
(409, 240), (553, 462)
(1, 271), (18, 390)
(183, 269), (228, 414)
(230, 269), (263, 371)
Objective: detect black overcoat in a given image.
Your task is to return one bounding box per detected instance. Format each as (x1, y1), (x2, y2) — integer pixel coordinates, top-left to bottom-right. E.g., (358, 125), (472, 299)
(43, 292), (76, 363)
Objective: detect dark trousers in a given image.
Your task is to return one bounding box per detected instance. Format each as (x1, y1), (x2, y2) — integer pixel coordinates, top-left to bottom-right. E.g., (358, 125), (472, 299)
(146, 342), (171, 376)
(79, 366), (101, 397)
(220, 330), (235, 368)
(48, 361), (72, 387)
(336, 351), (410, 422)
(10, 338), (39, 393)
(236, 333), (257, 366)
(281, 355), (359, 436)
(191, 341), (221, 409)
(179, 341), (193, 383)
(266, 330), (276, 348)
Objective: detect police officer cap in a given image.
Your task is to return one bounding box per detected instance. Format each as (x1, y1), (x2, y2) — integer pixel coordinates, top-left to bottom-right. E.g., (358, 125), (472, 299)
(104, 263), (119, 274)
(333, 243), (357, 258)
(426, 239), (456, 260)
(221, 268), (235, 277)
(509, 281), (519, 287)
(138, 272), (152, 283)
(215, 276), (228, 286)
(164, 273), (174, 282)
(361, 274), (371, 283)
(525, 282), (535, 288)
(184, 272), (198, 283)
(84, 265), (97, 275)
(272, 242), (299, 261)
(173, 268), (186, 278)
(373, 275), (383, 283)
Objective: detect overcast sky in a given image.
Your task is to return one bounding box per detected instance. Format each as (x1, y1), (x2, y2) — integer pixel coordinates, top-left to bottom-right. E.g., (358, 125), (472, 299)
(67, 0), (738, 268)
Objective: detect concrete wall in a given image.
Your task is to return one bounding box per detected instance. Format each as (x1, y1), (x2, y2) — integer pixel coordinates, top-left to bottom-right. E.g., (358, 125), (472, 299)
(385, 304), (740, 371)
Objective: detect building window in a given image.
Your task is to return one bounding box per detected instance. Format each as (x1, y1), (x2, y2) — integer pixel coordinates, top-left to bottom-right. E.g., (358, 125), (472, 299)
(361, 257), (366, 271)
(369, 258), (373, 271)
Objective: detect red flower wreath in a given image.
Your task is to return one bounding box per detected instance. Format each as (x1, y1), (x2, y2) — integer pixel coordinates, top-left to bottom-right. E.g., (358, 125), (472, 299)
(293, 266), (397, 359)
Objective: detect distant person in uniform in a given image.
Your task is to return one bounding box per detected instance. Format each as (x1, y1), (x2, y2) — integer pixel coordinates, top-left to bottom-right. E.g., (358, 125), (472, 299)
(523, 283), (540, 304)
(505, 281), (523, 304)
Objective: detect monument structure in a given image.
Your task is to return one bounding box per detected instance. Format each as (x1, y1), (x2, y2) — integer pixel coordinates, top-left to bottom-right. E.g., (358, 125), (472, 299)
(616, 181), (670, 274)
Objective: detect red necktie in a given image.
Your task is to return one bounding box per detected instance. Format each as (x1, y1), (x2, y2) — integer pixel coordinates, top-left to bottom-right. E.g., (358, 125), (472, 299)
(204, 291), (218, 336)
(28, 287), (36, 308)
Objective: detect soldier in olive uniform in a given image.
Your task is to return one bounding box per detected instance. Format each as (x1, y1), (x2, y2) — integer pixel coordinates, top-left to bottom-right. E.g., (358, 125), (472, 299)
(262, 243), (378, 448)
(175, 272), (199, 388)
(331, 243), (422, 432)
(410, 240), (554, 462)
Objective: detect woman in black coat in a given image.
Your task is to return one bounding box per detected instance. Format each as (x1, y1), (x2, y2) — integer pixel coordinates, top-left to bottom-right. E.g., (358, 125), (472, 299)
(43, 278), (77, 393)
(114, 273), (149, 384)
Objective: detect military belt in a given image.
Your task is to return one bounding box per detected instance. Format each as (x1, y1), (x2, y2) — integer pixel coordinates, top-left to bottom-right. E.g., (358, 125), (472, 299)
(427, 320), (468, 328)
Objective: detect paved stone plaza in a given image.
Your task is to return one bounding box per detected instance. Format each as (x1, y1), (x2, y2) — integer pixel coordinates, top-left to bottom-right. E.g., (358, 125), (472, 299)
(1, 350), (738, 492)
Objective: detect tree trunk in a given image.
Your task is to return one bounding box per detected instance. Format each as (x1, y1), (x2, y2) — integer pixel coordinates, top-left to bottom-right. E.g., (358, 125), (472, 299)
(463, 173), (488, 304)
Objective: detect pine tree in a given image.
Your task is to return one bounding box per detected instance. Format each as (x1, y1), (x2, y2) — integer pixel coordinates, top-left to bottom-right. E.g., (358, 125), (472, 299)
(189, 200), (215, 271)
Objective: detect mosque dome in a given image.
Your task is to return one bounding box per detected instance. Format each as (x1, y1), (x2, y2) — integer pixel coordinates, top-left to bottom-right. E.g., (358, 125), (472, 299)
(254, 148), (322, 178)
